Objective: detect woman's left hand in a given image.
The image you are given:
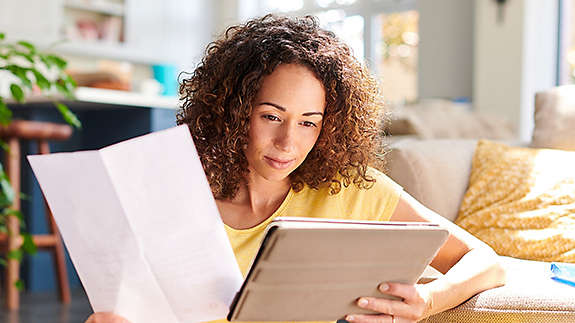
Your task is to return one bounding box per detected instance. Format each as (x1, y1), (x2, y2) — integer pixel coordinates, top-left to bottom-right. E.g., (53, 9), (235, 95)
(345, 282), (431, 323)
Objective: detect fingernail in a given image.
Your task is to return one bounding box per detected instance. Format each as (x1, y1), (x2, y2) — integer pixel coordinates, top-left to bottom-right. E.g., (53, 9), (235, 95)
(379, 283), (389, 291)
(346, 315), (355, 322)
(357, 298), (368, 307)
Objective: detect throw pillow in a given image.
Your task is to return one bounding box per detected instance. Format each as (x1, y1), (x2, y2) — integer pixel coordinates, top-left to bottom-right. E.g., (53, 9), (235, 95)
(455, 140), (575, 262)
(531, 85), (575, 150)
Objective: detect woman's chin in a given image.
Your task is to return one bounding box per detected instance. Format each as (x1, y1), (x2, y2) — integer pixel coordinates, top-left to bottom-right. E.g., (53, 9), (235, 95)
(251, 167), (293, 183)
(262, 171), (292, 182)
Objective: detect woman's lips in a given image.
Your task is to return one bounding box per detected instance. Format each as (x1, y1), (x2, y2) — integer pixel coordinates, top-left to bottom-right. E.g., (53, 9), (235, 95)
(264, 156), (295, 169)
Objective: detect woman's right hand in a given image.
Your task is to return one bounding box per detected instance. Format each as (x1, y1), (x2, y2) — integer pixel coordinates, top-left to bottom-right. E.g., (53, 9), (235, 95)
(85, 312), (131, 323)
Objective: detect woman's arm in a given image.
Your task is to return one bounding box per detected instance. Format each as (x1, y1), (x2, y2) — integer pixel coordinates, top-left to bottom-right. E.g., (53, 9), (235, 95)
(395, 192), (506, 314)
(347, 191), (506, 322)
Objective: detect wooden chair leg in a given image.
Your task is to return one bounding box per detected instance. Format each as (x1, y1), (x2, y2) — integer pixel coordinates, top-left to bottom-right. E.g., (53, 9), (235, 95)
(46, 204), (71, 304)
(39, 140), (71, 304)
(6, 138), (21, 310)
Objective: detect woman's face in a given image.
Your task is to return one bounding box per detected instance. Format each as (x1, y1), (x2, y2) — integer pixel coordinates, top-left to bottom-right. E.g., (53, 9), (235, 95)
(245, 64), (326, 183)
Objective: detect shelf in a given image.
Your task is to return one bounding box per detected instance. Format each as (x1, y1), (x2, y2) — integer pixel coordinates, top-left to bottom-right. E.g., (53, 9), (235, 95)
(52, 42), (166, 65)
(64, 0), (125, 16)
(11, 87), (179, 110)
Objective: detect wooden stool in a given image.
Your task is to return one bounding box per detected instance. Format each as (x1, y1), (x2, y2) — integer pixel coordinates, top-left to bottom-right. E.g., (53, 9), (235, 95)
(0, 120), (73, 310)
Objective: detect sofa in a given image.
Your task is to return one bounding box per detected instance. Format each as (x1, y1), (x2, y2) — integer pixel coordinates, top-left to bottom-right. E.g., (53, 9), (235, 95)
(385, 85), (575, 322)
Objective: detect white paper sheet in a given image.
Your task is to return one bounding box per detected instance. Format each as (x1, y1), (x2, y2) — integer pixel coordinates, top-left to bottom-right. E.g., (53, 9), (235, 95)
(28, 125), (243, 323)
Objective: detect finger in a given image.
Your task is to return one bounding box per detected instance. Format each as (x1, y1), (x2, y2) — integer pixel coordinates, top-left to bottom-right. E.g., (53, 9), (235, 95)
(378, 283), (418, 303)
(356, 297), (411, 317)
(345, 313), (393, 323)
(85, 312), (131, 323)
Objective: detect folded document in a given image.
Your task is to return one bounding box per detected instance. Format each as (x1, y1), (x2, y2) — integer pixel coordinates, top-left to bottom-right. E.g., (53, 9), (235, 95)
(28, 126), (243, 323)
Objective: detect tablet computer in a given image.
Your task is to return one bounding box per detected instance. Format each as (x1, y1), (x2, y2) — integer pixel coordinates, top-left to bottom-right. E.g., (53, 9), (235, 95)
(228, 217), (449, 321)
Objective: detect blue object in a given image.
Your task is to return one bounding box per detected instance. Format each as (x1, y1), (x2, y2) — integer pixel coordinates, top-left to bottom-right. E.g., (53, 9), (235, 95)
(452, 96), (471, 104)
(550, 262), (575, 287)
(152, 64), (178, 96)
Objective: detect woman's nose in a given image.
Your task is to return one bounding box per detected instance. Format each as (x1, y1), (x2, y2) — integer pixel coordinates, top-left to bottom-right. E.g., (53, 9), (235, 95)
(273, 123), (295, 152)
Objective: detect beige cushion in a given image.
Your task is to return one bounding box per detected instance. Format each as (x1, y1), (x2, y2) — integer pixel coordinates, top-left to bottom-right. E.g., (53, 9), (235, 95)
(388, 100), (515, 139)
(387, 139), (477, 221)
(532, 85), (575, 150)
(424, 257), (575, 323)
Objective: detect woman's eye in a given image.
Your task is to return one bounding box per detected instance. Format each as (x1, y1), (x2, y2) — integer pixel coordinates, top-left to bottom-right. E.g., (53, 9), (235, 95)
(263, 114), (280, 122)
(301, 121), (317, 128)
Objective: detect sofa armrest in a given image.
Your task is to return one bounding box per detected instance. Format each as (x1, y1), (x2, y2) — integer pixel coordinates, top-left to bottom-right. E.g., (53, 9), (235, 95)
(423, 257), (575, 323)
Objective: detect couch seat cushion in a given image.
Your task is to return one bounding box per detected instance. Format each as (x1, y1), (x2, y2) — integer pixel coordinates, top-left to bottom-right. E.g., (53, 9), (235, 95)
(424, 257), (575, 323)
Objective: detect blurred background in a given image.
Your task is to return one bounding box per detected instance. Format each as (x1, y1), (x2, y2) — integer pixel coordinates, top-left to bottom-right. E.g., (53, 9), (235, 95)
(1, 0), (573, 138)
(0, 0), (573, 321)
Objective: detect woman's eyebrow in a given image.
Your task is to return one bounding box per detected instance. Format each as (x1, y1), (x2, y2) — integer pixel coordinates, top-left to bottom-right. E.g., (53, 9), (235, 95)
(258, 102), (323, 117)
(302, 111), (323, 117)
(258, 101), (286, 111)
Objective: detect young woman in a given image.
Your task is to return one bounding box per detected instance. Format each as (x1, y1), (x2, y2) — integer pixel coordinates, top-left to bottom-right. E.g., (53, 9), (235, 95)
(86, 15), (505, 323)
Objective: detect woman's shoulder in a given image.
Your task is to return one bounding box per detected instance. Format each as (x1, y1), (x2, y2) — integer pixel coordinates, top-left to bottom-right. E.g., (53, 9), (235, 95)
(287, 167), (402, 221)
(291, 166), (403, 201)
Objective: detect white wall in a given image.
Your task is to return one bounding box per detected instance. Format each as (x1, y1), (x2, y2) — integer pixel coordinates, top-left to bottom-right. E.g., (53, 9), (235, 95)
(474, 0), (558, 140)
(417, 0), (474, 100)
(175, 0), (217, 73)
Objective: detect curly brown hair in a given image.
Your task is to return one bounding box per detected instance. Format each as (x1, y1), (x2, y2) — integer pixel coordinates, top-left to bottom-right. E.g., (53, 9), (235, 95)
(177, 14), (387, 200)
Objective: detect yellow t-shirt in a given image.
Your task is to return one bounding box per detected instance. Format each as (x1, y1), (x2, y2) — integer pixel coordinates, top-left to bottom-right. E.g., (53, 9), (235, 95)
(211, 168), (402, 323)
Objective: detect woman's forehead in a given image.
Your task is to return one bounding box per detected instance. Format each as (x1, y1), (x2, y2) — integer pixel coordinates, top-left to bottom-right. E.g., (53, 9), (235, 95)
(255, 64), (326, 113)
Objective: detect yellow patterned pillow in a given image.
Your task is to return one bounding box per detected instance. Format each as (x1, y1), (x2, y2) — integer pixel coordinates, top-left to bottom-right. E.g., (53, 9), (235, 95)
(455, 140), (575, 262)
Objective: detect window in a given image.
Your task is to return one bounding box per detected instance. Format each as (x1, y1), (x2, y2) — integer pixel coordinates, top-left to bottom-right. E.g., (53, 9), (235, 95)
(252, 0), (418, 105)
(374, 11), (418, 103)
(559, 0), (575, 84)
(568, 0), (575, 84)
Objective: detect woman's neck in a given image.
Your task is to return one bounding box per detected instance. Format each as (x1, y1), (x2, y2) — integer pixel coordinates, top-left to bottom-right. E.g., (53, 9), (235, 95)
(217, 171), (291, 230)
(238, 171), (291, 215)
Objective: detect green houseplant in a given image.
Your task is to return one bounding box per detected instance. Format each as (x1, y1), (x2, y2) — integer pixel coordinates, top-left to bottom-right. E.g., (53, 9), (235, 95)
(0, 32), (81, 288)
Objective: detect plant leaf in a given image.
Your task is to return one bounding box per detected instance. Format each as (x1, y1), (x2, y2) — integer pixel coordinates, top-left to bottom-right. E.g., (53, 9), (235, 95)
(9, 210), (26, 230)
(0, 164), (14, 208)
(7, 249), (22, 261)
(14, 279), (24, 291)
(0, 98), (13, 125)
(17, 41), (36, 53)
(5, 65), (33, 88)
(10, 50), (34, 63)
(55, 81), (74, 99)
(0, 139), (9, 152)
(31, 69), (51, 90)
(56, 103), (82, 129)
(46, 54), (67, 70)
(10, 83), (25, 103)
(0, 257), (6, 267)
(39, 54), (52, 68)
(21, 233), (37, 255)
(0, 33), (5, 40)
(5, 209), (24, 223)
(64, 74), (77, 88)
